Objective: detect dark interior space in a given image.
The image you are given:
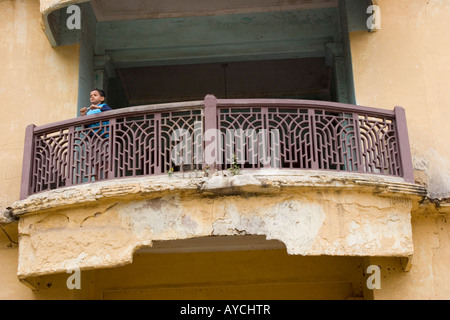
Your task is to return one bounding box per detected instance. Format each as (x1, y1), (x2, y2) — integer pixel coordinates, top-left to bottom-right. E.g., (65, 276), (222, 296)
(112, 57), (332, 107)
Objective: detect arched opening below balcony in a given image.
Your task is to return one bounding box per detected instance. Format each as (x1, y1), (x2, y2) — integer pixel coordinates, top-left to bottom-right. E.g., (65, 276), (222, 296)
(97, 245), (370, 300)
(22, 234), (377, 300)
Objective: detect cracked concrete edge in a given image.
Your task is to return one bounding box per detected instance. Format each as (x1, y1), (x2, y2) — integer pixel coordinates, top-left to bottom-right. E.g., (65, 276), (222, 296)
(19, 240), (152, 278)
(0, 207), (16, 225)
(416, 197), (450, 216)
(17, 241), (150, 290)
(10, 170), (429, 217)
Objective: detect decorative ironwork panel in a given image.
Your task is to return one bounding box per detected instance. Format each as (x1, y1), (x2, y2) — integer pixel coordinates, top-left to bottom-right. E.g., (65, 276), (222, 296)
(217, 107), (265, 169)
(358, 115), (401, 176)
(32, 129), (70, 194)
(312, 111), (359, 172)
(217, 104), (401, 177)
(159, 110), (203, 173)
(267, 107), (312, 169)
(112, 109), (203, 177)
(113, 115), (157, 177)
(71, 121), (111, 185)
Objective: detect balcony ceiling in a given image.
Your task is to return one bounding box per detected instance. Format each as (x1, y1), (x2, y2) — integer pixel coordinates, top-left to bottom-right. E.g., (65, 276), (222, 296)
(94, 5), (341, 68)
(88, 0), (341, 105)
(90, 0), (338, 21)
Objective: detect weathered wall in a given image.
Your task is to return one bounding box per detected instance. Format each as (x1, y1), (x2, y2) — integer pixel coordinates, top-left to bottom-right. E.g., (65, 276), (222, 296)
(0, 223), (34, 299)
(0, 0), (80, 299)
(349, 0), (450, 299)
(0, 0), (80, 210)
(13, 173), (418, 281)
(364, 208), (450, 299)
(350, 0), (450, 199)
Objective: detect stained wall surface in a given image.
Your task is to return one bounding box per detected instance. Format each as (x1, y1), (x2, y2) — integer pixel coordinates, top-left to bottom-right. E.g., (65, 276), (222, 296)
(350, 0), (450, 199)
(0, 0), (79, 300)
(349, 0), (450, 299)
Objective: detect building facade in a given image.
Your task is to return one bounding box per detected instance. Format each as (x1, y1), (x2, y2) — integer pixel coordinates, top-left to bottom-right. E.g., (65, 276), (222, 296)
(0, 0), (449, 300)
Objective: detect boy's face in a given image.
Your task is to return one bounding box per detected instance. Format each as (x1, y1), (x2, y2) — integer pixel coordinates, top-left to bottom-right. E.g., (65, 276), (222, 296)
(90, 90), (105, 105)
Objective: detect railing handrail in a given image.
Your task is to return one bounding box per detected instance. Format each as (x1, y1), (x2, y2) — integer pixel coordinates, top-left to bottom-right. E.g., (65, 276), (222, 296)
(34, 100), (204, 135)
(216, 98), (396, 118)
(33, 98), (397, 135)
(20, 95), (415, 200)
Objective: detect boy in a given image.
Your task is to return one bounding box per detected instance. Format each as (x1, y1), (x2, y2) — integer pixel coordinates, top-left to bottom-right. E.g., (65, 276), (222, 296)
(80, 89), (112, 116)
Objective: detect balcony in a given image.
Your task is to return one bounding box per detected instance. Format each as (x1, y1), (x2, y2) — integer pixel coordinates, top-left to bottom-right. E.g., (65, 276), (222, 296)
(20, 95), (415, 199)
(14, 96), (425, 283)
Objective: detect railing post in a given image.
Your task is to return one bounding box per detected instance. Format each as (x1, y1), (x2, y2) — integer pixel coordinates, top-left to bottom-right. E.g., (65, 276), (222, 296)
(66, 126), (74, 187)
(308, 109), (319, 170)
(261, 107), (271, 169)
(204, 95), (218, 173)
(352, 112), (365, 173)
(154, 113), (163, 175)
(108, 118), (116, 180)
(20, 124), (36, 200)
(394, 106), (415, 183)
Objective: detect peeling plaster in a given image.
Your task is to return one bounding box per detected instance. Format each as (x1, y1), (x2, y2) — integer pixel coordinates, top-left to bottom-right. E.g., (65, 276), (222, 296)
(13, 172), (420, 280)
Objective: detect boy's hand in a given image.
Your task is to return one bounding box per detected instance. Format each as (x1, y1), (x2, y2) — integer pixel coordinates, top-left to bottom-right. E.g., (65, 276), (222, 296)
(80, 107), (87, 116)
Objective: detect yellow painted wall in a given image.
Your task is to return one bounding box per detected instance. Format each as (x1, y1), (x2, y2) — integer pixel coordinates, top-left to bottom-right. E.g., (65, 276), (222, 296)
(0, 223), (34, 299)
(0, 0), (79, 299)
(0, 0), (79, 208)
(350, 0), (450, 199)
(349, 0), (450, 299)
(366, 211), (450, 299)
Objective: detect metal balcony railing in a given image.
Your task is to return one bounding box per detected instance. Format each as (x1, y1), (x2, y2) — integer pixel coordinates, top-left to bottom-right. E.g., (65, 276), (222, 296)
(20, 95), (414, 199)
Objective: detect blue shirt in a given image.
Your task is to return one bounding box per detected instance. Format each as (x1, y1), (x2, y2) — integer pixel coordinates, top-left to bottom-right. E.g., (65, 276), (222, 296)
(86, 104), (111, 136)
(86, 103), (112, 115)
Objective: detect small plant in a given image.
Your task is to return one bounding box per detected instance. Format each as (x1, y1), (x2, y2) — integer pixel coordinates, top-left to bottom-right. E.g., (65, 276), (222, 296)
(203, 165), (210, 177)
(228, 154), (241, 176)
(167, 167), (174, 177)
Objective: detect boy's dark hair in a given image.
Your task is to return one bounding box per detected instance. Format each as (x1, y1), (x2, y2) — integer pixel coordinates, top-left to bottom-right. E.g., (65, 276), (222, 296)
(93, 88), (106, 98)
